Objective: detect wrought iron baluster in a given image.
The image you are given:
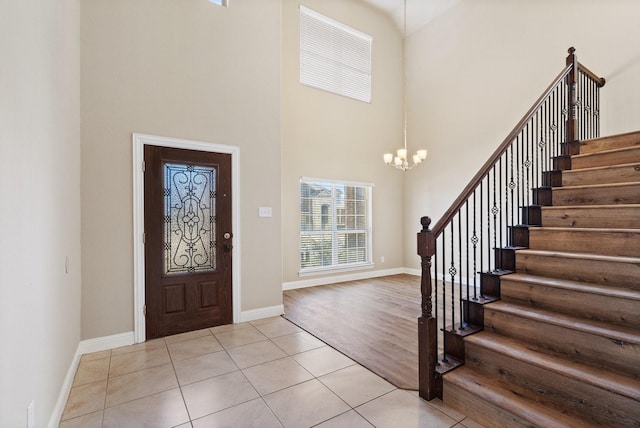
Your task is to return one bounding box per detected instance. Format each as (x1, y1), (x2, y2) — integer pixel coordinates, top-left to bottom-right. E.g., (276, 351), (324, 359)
(472, 190), (478, 301)
(479, 179), (484, 293)
(458, 211), (465, 330)
(509, 144), (515, 238)
(441, 230), (447, 363)
(449, 222), (456, 333)
(491, 167), (498, 271)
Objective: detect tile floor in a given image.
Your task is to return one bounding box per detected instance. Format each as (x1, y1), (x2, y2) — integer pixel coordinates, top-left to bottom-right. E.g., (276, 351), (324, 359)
(59, 317), (483, 428)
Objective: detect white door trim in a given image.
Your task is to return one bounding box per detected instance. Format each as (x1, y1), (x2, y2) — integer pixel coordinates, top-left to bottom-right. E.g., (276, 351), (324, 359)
(132, 133), (241, 343)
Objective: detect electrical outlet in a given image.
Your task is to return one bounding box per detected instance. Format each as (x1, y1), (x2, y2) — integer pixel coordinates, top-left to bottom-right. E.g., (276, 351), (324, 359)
(380, 256), (385, 263)
(27, 400), (35, 428)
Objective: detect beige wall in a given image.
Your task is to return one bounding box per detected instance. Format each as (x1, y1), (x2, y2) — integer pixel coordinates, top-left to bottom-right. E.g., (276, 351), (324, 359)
(0, 0), (81, 426)
(282, 0), (406, 284)
(403, 0), (640, 269)
(81, 0), (282, 339)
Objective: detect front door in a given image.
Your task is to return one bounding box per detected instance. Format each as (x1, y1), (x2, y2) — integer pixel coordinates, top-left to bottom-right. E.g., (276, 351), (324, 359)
(144, 145), (232, 339)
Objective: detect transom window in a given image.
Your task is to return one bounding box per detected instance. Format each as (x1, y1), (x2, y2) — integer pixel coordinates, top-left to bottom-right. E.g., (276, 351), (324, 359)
(299, 6), (372, 103)
(300, 178), (373, 273)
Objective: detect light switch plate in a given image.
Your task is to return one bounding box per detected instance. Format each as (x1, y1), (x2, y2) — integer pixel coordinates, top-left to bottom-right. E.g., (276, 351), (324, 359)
(259, 207), (273, 218)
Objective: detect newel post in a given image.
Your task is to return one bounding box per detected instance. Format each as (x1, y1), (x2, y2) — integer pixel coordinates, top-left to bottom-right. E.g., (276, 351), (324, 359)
(417, 216), (439, 400)
(566, 47), (579, 143)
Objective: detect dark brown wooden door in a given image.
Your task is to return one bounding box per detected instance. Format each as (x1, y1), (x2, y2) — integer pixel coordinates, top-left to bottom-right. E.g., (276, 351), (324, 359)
(144, 145), (232, 339)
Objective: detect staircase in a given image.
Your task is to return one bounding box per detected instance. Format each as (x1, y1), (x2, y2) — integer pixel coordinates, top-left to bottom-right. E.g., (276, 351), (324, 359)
(441, 131), (640, 427)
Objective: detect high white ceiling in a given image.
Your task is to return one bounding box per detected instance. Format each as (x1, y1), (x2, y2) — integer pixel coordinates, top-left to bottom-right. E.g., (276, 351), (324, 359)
(361, 0), (460, 35)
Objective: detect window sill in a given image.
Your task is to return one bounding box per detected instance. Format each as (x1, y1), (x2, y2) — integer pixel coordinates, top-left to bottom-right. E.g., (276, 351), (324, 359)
(298, 262), (374, 278)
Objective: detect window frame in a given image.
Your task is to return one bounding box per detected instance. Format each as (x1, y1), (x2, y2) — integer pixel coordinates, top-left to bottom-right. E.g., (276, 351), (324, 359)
(299, 177), (374, 276)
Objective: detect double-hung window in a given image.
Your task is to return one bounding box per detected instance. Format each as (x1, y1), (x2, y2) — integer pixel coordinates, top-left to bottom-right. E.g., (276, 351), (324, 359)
(300, 178), (373, 274)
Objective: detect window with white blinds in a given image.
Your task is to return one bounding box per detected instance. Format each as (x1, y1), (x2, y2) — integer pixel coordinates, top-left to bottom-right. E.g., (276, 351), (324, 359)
(299, 6), (372, 103)
(300, 178), (373, 274)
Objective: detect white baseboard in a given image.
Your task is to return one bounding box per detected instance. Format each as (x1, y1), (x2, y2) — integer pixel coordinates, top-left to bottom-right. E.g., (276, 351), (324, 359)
(240, 304), (285, 322)
(282, 267), (418, 290)
(77, 331), (135, 355)
(404, 268), (420, 276)
(47, 347), (82, 428)
(47, 332), (135, 428)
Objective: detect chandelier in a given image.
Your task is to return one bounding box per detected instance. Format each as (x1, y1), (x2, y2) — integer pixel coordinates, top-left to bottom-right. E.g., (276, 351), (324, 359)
(383, 0), (427, 171)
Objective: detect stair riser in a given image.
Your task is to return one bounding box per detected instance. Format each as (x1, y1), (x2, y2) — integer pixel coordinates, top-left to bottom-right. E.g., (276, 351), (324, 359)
(562, 163), (640, 186)
(442, 380), (534, 428)
(552, 183), (640, 205)
(528, 229), (640, 257)
(500, 280), (640, 328)
(580, 133), (640, 154)
(516, 253), (640, 290)
(465, 342), (640, 427)
(572, 147), (640, 169)
(484, 309), (640, 377)
(541, 206), (640, 228)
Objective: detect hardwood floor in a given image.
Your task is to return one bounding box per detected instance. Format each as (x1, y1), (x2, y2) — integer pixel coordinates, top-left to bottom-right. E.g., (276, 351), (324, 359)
(283, 274), (421, 390)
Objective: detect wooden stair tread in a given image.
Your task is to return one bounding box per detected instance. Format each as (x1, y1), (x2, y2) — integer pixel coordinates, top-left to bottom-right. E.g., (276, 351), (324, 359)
(573, 144), (640, 159)
(581, 130), (640, 146)
(467, 331), (640, 401)
(503, 272), (640, 301)
(534, 226), (640, 233)
(542, 203), (640, 210)
(552, 181), (640, 191)
(444, 366), (591, 428)
(562, 161), (640, 174)
(517, 248), (640, 264)
(487, 301), (640, 345)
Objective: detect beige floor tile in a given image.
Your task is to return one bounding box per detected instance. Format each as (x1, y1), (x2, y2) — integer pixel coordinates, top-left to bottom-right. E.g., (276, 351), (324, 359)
(174, 350), (239, 386)
(291, 346), (355, 377)
(174, 423), (193, 428)
(111, 338), (166, 356)
(459, 417), (486, 428)
(425, 397), (468, 422)
(210, 321), (253, 335)
(61, 380), (107, 421)
(250, 316), (283, 326)
(356, 389), (457, 428)
(109, 345), (171, 377)
(167, 335), (223, 361)
(181, 371), (259, 420)
(263, 379), (350, 428)
(253, 318), (302, 338)
(191, 398), (283, 428)
(242, 357), (313, 395)
(270, 331), (326, 355)
(58, 410), (103, 428)
(73, 356), (110, 386)
(319, 364), (396, 407)
(315, 410), (374, 428)
(80, 350), (111, 362)
(226, 340), (288, 369)
(165, 328), (213, 345)
(214, 326), (268, 349)
(105, 363), (178, 408)
(103, 388), (189, 428)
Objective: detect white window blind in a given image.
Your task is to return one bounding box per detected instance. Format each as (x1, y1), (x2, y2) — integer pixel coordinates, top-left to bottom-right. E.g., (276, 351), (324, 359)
(300, 178), (373, 273)
(299, 6), (372, 103)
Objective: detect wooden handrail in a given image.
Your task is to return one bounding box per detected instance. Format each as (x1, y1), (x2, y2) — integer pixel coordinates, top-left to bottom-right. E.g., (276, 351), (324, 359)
(430, 48), (606, 239)
(578, 62), (606, 87)
(431, 64), (572, 238)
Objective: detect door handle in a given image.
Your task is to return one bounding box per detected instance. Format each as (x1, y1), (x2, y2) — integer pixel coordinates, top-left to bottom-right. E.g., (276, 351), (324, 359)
(223, 232), (233, 252)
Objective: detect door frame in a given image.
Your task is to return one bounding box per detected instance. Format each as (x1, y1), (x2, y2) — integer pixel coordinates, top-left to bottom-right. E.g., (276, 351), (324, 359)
(132, 133), (241, 343)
